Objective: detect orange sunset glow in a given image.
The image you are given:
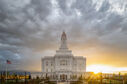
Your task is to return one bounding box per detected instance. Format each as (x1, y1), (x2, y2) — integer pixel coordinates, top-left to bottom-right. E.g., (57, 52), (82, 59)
(87, 64), (127, 74)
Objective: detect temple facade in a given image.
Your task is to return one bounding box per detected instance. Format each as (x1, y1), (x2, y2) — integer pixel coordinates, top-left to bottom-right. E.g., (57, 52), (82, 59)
(41, 32), (86, 81)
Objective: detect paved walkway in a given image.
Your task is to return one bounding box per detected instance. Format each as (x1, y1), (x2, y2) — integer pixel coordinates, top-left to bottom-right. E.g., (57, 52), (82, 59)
(57, 82), (70, 84)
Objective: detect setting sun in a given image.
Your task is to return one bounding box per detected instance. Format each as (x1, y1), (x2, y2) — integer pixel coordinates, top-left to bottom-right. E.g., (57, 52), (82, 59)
(87, 64), (127, 73)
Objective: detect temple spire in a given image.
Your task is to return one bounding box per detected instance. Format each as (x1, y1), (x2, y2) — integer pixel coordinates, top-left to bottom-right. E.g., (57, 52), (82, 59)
(55, 31), (72, 56)
(59, 31), (68, 50)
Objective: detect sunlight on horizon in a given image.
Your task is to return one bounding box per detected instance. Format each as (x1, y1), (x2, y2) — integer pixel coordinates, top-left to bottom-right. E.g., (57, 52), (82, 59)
(87, 64), (127, 73)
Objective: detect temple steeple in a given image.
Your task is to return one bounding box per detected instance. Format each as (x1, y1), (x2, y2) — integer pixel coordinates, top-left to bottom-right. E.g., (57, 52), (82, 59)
(55, 32), (72, 56)
(59, 31), (68, 50)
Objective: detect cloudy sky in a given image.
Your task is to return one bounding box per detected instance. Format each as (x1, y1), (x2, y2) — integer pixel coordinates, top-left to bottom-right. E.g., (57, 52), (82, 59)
(0, 0), (127, 72)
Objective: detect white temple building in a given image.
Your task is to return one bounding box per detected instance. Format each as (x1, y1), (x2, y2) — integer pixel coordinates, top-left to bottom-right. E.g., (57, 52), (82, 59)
(41, 32), (86, 81)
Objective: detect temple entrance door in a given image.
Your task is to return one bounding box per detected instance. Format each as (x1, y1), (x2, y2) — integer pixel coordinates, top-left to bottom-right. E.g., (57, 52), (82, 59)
(60, 74), (67, 81)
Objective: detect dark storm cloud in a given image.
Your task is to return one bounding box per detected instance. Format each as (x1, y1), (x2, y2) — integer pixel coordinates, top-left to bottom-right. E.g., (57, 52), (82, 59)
(0, 0), (53, 70)
(0, 0), (127, 71)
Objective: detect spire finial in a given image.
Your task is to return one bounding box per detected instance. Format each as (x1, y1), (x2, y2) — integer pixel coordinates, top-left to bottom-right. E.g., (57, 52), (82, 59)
(61, 31), (67, 40)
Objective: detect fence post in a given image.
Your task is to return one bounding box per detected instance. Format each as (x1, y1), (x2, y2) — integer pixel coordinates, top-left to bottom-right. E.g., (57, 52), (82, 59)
(25, 72), (27, 84)
(100, 72), (102, 84)
(123, 74), (126, 84)
(0, 72), (2, 84)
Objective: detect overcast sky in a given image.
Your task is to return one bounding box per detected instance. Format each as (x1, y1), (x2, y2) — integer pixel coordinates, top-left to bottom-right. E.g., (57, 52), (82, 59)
(0, 0), (127, 71)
